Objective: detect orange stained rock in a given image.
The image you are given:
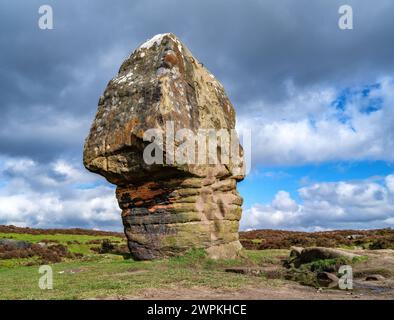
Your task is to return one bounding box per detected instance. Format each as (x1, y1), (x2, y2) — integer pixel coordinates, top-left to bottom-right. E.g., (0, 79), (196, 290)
(119, 182), (166, 201)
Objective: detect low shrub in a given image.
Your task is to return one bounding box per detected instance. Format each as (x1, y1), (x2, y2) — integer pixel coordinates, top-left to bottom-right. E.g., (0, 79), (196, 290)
(90, 240), (129, 256)
(99, 239), (115, 253)
(0, 243), (83, 265)
(240, 228), (394, 250)
(369, 238), (394, 250)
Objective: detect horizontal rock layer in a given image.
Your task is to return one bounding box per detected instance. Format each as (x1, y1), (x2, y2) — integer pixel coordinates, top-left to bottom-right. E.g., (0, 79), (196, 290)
(118, 176), (243, 259)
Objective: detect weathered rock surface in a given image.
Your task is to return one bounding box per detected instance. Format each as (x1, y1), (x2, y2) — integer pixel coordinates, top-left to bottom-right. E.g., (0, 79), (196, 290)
(316, 272), (340, 288)
(297, 247), (359, 264)
(365, 274), (385, 281)
(83, 33), (245, 260)
(289, 246), (303, 258)
(286, 247), (359, 268)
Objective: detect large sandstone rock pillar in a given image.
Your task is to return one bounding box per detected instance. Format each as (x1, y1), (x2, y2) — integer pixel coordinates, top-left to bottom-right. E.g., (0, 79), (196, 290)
(83, 33), (246, 260)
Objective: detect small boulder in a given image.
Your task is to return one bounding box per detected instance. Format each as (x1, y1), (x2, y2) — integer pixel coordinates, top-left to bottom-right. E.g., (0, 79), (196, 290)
(298, 247), (359, 264)
(365, 274), (385, 281)
(346, 234), (364, 240)
(290, 246), (303, 258)
(317, 272), (339, 288)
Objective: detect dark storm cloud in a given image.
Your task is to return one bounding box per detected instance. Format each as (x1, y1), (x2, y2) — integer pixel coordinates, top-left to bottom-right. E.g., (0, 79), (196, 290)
(1, 0), (393, 161)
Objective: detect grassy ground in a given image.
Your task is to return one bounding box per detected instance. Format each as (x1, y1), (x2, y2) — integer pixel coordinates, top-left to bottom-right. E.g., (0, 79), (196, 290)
(0, 232), (124, 269)
(0, 233), (122, 254)
(0, 249), (289, 300)
(0, 230), (289, 299)
(2, 228), (393, 300)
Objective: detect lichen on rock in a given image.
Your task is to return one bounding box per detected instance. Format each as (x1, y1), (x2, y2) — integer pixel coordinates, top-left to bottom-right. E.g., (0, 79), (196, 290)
(83, 33), (246, 260)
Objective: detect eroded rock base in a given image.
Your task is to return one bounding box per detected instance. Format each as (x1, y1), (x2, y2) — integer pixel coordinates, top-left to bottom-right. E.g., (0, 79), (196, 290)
(116, 176), (243, 260)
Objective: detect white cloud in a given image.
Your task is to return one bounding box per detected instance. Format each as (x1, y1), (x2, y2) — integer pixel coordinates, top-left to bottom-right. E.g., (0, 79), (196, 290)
(52, 159), (97, 184)
(238, 77), (394, 166)
(241, 174), (394, 231)
(386, 175), (394, 193)
(271, 191), (299, 212)
(0, 157), (121, 230)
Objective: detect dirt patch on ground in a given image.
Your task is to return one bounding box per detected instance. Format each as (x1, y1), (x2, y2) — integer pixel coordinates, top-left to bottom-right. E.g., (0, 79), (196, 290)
(105, 281), (394, 300)
(108, 269), (148, 277)
(60, 267), (90, 274)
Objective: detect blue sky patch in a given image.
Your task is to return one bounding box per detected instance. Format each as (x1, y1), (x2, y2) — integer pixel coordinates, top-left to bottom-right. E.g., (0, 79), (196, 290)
(239, 160), (394, 208)
(331, 83), (383, 120)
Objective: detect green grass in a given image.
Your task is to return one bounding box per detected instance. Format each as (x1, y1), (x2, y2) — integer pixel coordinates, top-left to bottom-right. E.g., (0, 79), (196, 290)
(352, 255), (369, 264)
(251, 239), (263, 244)
(0, 231), (291, 299)
(245, 249), (289, 264)
(0, 257), (42, 268)
(0, 231), (126, 268)
(308, 257), (348, 273)
(0, 232), (123, 255)
(0, 251), (286, 300)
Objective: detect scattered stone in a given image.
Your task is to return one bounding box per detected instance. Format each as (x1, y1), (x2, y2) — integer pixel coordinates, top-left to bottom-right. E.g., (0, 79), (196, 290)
(225, 266), (284, 279)
(365, 274), (385, 281)
(317, 272), (339, 288)
(84, 33), (245, 260)
(68, 268), (85, 274)
(37, 241), (60, 248)
(225, 267), (265, 276)
(346, 234), (364, 240)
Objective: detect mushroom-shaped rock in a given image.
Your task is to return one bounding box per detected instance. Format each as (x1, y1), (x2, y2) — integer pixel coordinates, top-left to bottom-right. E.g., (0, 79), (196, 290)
(83, 33), (246, 260)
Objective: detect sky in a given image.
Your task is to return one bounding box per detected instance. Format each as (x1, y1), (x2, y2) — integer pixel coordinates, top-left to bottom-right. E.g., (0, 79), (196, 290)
(0, 0), (393, 231)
